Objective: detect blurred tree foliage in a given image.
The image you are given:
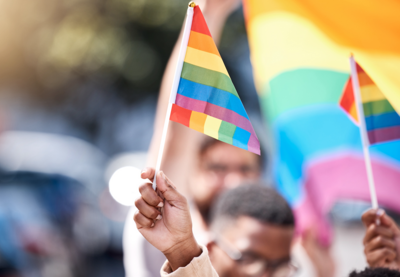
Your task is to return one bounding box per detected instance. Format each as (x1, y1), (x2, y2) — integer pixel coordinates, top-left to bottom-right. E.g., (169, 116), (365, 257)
(0, 0), (247, 105)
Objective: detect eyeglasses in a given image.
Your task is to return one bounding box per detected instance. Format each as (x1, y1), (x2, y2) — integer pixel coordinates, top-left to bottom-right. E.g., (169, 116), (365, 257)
(213, 234), (298, 277)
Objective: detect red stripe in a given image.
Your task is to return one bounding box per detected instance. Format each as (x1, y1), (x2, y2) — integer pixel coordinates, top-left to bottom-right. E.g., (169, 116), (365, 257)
(170, 104), (192, 127)
(356, 62), (365, 74)
(368, 125), (400, 144)
(191, 6), (212, 37)
(339, 77), (354, 112)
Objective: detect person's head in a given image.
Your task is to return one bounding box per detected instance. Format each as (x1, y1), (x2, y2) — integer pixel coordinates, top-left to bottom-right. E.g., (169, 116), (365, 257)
(207, 185), (295, 277)
(190, 138), (262, 220)
(349, 268), (400, 277)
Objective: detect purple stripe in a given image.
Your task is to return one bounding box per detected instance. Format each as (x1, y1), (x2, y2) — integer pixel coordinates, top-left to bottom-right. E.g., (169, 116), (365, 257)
(176, 93), (257, 138)
(368, 125), (400, 144)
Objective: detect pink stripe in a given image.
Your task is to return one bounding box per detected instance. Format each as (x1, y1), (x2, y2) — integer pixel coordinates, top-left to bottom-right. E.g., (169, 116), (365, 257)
(368, 125), (400, 144)
(248, 135), (260, 155)
(176, 94), (257, 138)
(294, 153), (400, 245)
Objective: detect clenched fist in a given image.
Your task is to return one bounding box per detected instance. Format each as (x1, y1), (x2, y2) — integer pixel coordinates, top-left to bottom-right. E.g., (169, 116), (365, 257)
(134, 168), (202, 271)
(362, 209), (400, 270)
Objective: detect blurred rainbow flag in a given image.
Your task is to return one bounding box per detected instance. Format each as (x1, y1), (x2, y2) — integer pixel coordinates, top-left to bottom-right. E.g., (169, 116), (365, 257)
(244, 0), (400, 243)
(340, 62), (400, 145)
(170, 5), (260, 154)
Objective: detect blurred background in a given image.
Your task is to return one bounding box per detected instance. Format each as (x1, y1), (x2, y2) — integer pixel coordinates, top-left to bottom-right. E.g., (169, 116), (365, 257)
(0, 0), (261, 276)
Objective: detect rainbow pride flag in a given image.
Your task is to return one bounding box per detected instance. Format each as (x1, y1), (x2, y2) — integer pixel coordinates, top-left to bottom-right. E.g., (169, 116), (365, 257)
(170, 5), (260, 155)
(340, 62), (400, 145)
(243, 0), (400, 244)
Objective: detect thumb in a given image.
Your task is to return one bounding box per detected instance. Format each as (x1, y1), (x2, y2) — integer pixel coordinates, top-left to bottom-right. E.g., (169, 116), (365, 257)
(156, 171), (186, 204)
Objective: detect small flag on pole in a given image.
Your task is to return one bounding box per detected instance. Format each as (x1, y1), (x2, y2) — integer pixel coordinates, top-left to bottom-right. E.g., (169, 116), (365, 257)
(339, 56), (400, 209)
(169, 5), (260, 155)
(153, 2), (260, 189)
(340, 61), (400, 145)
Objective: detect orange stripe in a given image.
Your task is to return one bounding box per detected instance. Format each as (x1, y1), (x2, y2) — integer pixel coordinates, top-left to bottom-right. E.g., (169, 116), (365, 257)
(189, 111), (207, 133)
(349, 103), (359, 123)
(358, 71), (374, 87)
(188, 31), (220, 57)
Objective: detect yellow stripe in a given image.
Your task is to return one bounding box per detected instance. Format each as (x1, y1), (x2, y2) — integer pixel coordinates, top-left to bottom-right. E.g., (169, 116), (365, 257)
(204, 116), (222, 139)
(360, 84), (385, 103)
(247, 12), (349, 92)
(355, 54), (400, 114)
(184, 47), (229, 77)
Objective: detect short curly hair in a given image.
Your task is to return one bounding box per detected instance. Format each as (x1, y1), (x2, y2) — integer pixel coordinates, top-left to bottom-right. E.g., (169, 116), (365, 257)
(210, 185), (294, 233)
(349, 268), (400, 277)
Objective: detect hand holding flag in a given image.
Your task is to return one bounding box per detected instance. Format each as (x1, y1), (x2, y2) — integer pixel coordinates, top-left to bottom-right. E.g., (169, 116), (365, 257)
(340, 57), (400, 209)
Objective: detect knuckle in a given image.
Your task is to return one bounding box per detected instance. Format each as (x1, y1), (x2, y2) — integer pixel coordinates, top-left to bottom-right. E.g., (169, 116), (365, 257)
(383, 248), (392, 256)
(139, 183), (150, 193)
(147, 196), (158, 206)
(134, 198), (142, 208)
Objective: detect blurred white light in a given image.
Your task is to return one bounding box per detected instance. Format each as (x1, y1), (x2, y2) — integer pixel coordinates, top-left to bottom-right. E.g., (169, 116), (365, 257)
(109, 166), (146, 206)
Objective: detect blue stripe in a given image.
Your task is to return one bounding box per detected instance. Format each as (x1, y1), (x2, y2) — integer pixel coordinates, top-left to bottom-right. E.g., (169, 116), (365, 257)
(177, 78), (249, 119)
(232, 127), (251, 150)
(365, 111), (400, 131)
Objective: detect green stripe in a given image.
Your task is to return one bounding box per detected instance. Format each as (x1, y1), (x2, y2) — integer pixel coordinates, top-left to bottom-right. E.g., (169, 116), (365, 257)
(363, 99), (395, 117)
(218, 121), (236, 145)
(263, 69), (349, 121)
(181, 62), (239, 98)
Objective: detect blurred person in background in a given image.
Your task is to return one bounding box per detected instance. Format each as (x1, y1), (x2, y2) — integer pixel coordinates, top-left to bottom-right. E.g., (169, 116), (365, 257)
(134, 169), (297, 277)
(206, 185), (296, 277)
(361, 209), (400, 270)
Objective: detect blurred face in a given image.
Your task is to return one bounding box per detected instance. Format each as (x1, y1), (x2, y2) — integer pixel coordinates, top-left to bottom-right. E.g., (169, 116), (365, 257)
(191, 142), (261, 214)
(209, 216), (295, 277)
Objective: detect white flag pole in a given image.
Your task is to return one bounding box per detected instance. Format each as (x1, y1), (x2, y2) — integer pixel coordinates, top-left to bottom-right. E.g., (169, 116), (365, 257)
(349, 56), (379, 209)
(153, 3), (195, 189)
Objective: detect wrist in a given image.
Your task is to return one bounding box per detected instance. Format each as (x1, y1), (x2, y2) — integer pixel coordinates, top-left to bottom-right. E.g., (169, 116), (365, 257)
(164, 236), (202, 271)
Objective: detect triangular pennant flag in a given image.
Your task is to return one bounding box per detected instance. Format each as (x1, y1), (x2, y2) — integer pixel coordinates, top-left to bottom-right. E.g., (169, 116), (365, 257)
(340, 61), (400, 145)
(170, 5), (260, 154)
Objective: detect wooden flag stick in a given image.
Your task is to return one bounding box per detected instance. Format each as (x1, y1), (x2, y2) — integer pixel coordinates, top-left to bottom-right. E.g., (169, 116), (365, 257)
(349, 56), (379, 209)
(153, 3), (195, 189)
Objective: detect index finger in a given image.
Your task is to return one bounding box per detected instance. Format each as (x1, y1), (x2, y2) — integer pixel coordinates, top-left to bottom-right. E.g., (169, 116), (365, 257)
(141, 167), (156, 182)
